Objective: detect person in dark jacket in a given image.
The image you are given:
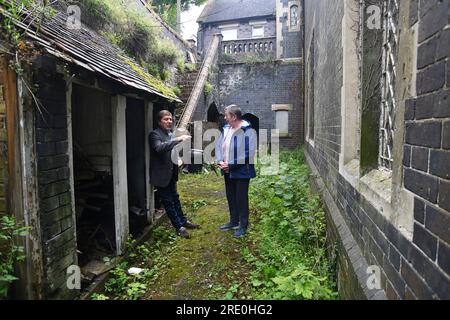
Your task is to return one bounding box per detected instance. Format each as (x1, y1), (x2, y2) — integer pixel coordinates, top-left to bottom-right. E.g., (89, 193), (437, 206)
(150, 110), (199, 239)
(215, 105), (257, 238)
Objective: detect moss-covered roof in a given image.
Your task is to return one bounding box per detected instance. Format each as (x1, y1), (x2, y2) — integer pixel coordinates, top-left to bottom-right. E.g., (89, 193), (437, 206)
(2, 5), (180, 102)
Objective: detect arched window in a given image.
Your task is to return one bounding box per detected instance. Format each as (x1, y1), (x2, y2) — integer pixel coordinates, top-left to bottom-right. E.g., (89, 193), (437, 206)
(290, 5), (299, 28)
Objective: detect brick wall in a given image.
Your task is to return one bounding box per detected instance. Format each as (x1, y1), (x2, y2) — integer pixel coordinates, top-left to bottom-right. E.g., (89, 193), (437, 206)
(218, 61), (303, 149)
(402, 0), (450, 299)
(34, 58), (77, 299)
(304, 0), (449, 300)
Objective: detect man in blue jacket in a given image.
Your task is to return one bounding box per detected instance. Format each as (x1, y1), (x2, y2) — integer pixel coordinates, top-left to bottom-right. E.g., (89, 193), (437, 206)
(216, 105), (257, 238)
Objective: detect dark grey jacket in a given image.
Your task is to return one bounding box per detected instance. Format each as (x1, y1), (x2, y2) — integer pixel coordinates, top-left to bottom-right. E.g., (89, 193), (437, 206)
(149, 127), (181, 188)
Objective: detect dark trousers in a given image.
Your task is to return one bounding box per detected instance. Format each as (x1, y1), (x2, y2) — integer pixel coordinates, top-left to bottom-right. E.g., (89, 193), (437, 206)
(157, 176), (187, 230)
(224, 174), (250, 229)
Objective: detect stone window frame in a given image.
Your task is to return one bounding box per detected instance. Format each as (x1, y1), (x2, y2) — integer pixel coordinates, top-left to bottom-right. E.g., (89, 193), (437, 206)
(272, 104), (292, 138)
(249, 20), (267, 39)
(288, 0), (301, 32)
(218, 23), (239, 41)
(251, 25), (265, 39)
(339, 0), (417, 239)
(305, 30), (315, 146)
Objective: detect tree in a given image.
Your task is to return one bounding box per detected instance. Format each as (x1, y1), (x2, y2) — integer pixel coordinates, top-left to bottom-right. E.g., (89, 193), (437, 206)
(149, 0), (208, 29)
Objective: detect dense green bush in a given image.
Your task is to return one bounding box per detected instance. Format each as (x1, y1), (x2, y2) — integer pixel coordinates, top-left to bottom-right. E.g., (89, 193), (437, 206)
(247, 149), (338, 300)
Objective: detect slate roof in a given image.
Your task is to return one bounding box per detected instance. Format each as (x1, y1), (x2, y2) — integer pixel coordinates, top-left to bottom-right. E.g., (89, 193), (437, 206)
(197, 0), (276, 24)
(0, 4), (180, 102)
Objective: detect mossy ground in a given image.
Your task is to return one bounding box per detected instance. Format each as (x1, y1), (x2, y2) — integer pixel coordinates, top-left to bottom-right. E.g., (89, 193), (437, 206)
(144, 172), (255, 300)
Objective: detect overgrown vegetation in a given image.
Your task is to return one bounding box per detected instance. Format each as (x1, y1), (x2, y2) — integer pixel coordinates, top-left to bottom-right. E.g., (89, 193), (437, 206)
(203, 81), (212, 96)
(220, 52), (276, 66)
(0, 215), (29, 299)
(0, 0), (55, 74)
(151, 0), (208, 29)
(92, 149), (337, 300)
(91, 227), (175, 300)
(76, 0), (185, 81)
(246, 149), (338, 299)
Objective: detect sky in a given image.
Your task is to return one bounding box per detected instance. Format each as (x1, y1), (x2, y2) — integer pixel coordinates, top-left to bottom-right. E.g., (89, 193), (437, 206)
(180, 4), (206, 40)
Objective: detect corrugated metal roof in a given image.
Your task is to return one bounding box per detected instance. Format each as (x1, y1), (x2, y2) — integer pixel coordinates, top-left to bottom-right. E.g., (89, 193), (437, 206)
(1, 5), (181, 102)
(197, 0), (276, 24)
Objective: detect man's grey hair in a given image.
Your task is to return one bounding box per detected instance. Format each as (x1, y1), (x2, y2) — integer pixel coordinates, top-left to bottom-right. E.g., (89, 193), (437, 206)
(158, 110), (172, 122)
(225, 104), (243, 120)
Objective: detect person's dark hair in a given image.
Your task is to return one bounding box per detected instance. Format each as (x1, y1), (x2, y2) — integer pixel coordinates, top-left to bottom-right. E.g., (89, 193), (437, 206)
(158, 110), (172, 122)
(225, 104), (242, 120)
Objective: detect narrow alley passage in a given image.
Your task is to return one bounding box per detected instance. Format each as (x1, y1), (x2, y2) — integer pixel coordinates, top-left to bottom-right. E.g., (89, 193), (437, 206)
(92, 150), (338, 301)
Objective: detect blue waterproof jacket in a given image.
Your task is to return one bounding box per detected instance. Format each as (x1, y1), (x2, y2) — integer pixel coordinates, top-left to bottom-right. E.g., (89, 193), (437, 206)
(215, 121), (257, 179)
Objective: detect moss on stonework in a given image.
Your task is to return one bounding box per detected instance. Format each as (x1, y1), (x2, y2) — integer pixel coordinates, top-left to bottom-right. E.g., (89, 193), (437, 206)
(118, 54), (178, 101)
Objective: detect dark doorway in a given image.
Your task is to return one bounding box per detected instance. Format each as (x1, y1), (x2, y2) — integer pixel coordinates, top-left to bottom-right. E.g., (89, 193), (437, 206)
(71, 84), (116, 277)
(207, 103), (220, 123)
(242, 113), (259, 133)
(126, 98), (147, 237)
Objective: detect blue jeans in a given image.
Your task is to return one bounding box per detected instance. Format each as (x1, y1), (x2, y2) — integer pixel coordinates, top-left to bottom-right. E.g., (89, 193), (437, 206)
(224, 174), (250, 229)
(157, 176), (187, 230)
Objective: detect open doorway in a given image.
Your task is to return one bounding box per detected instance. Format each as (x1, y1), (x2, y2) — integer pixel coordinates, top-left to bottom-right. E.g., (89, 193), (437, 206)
(71, 84), (116, 282)
(207, 102), (220, 124)
(243, 113), (259, 133)
(126, 98), (148, 237)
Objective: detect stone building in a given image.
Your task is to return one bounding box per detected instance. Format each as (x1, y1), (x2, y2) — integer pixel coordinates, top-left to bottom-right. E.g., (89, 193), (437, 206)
(193, 0), (304, 148)
(304, 0), (449, 299)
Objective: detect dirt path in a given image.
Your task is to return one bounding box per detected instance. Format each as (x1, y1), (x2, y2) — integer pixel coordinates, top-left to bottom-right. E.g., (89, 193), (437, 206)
(144, 172), (253, 300)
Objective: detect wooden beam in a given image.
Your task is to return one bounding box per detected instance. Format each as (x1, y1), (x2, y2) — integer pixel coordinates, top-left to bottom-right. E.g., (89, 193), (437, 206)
(66, 78), (79, 265)
(144, 101), (154, 224)
(111, 95), (129, 255)
(15, 66), (45, 299)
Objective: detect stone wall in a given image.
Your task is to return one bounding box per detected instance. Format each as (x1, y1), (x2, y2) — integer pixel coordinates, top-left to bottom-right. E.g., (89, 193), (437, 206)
(198, 19), (277, 57)
(304, 0), (450, 300)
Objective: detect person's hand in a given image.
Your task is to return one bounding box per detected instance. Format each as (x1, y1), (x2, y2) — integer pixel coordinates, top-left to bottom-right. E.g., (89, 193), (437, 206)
(174, 135), (191, 143)
(219, 161), (229, 173)
(180, 135), (191, 142)
(177, 159), (183, 167)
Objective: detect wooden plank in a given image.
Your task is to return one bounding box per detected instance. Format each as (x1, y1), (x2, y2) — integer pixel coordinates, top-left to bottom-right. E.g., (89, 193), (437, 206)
(111, 95), (129, 255)
(65, 78), (79, 269)
(2, 59), (46, 299)
(145, 101), (154, 224)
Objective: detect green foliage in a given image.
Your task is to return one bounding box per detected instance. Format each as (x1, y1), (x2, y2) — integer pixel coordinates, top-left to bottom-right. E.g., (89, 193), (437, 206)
(185, 62), (197, 72)
(171, 86), (181, 96)
(246, 148), (338, 300)
(91, 293), (110, 300)
(151, 0), (208, 29)
(203, 81), (213, 96)
(242, 51), (275, 64)
(0, 0), (55, 74)
(99, 226), (177, 300)
(0, 215), (30, 299)
(78, 0), (184, 83)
